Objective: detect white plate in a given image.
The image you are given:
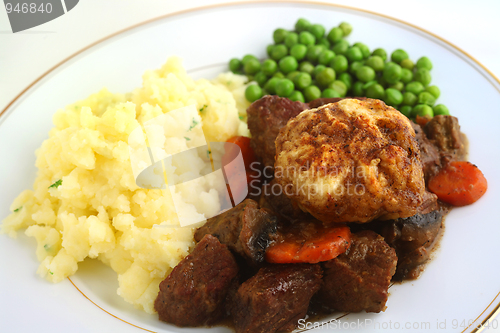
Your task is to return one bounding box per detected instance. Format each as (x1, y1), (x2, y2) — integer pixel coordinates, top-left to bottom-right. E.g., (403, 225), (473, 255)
(1, 2), (499, 333)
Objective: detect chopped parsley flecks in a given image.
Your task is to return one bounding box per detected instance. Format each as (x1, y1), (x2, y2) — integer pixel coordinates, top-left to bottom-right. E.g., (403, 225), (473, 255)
(207, 150), (211, 159)
(188, 118), (199, 131)
(184, 137), (191, 141)
(199, 104), (208, 112)
(44, 244), (50, 251)
(239, 115), (244, 120)
(48, 179), (62, 189)
(13, 206), (22, 213)
(49, 271), (54, 275)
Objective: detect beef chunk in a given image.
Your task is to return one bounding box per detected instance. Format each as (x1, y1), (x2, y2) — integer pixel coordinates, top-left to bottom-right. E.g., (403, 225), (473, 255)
(259, 179), (311, 222)
(411, 121), (441, 182)
(424, 115), (467, 161)
(231, 264), (322, 333)
(377, 206), (445, 280)
(247, 95), (308, 171)
(194, 199), (277, 264)
(315, 230), (397, 313)
(154, 235), (238, 327)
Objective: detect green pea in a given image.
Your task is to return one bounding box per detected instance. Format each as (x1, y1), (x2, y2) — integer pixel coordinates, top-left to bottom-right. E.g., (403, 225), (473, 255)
(290, 44), (307, 61)
(242, 54), (258, 65)
(322, 88), (341, 98)
(299, 61), (315, 75)
(416, 56), (433, 71)
(400, 68), (413, 83)
(418, 91), (436, 106)
(426, 85), (441, 99)
(400, 59), (414, 70)
(402, 92), (417, 106)
(304, 85), (322, 102)
(316, 67), (336, 87)
(289, 90), (305, 102)
(284, 32), (299, 48)
(352, 81), (365, 96)
(254, 72), (268, 87)
(329, 80), (348, 97)
(365, 55), (385, 72)
(307, 44), (325, 63)
(327, 27), (344, 44)
(266, 44), (274, 57)
(372, 48), (387, 61)
(229, 58), (242, 73)
(353, 42), (370, 59)
(346, 46), (364, 62)
(287, 71), (301, 81)
(309, 24), (326, 39)
(339, 22), (353, 37)
(385, 88), (403, 106)
(293, 72), (312, 90)
(244, 58), (261, 75)
(317, 38), (331, 48)
(273, 72), (285, 79)
(433, 104), (450, 116)
(414, 68), (432, 86)
(383, 63), (402, 84)
(295, 18), (311, 33)
(377, 75), (388, 88)
(279, 56), (299, 74)
(366, 83), (385, 100)
(350, 61), (364, 75)
(299, 31), (316, 46)
(273, 28), (289, 44)
(330, 55), (348, 74)
(399, 105), (412, 118)
(363, 80), (377, 90)
(313, 64), (326, 78)
(406, 81), (425, 95)
(264, 77), (280, 94)
(411, 104), (433, 118)
(318, 50), (336, 66)
(262, 59), (278, 76)
(270, 44), (288, 61)
(389, 81), (404, 91)
(331, 39), (349, 55)
(338, 72), (353, 90)
(391, 49), (409, 64)
(275, 79), (295, 97)
(245, 84), (263, 102)
(356, 66), (376, 83)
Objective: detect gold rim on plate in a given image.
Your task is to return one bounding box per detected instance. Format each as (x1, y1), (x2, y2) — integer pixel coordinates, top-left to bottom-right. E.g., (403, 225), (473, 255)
(3, 1), (499, 332)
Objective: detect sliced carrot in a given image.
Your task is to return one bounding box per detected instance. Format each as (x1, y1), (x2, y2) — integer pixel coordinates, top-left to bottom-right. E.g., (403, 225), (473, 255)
(428, 161), (487, 206)
(222, 136), (258, 171)
(265, 223), (351, 264)
(221, 136), (260, 204)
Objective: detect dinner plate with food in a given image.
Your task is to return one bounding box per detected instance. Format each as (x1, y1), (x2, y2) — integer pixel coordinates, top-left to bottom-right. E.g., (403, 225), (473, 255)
(1, 2), (499, 333)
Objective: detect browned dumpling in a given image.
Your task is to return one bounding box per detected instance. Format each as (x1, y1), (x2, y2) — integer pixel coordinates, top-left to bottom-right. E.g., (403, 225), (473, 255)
(274, 98), (426, 223)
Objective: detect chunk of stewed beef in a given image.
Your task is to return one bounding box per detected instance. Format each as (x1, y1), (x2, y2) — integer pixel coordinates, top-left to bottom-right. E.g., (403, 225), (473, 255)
(154, 234), (238, 327)
(231, 264), (323, 333)
(411, 121), (442, 183)
(194, 199), (277, 264)
(247, 95), (309, 171)
(424, 115), (467, 161)
(315, 230), (397, 313)
(377, 204), (446, 280)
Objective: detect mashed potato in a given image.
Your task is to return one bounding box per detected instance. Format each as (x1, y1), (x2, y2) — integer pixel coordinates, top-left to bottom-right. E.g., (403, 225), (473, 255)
(1, 57), (250, 314)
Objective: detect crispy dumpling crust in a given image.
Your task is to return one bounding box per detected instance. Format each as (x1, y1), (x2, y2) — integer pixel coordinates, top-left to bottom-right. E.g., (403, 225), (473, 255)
(274, 98), (426, 223)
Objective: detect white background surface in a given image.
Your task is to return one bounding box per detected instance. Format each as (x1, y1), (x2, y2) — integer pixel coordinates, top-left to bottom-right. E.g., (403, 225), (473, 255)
(1, 1), (499, 333)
